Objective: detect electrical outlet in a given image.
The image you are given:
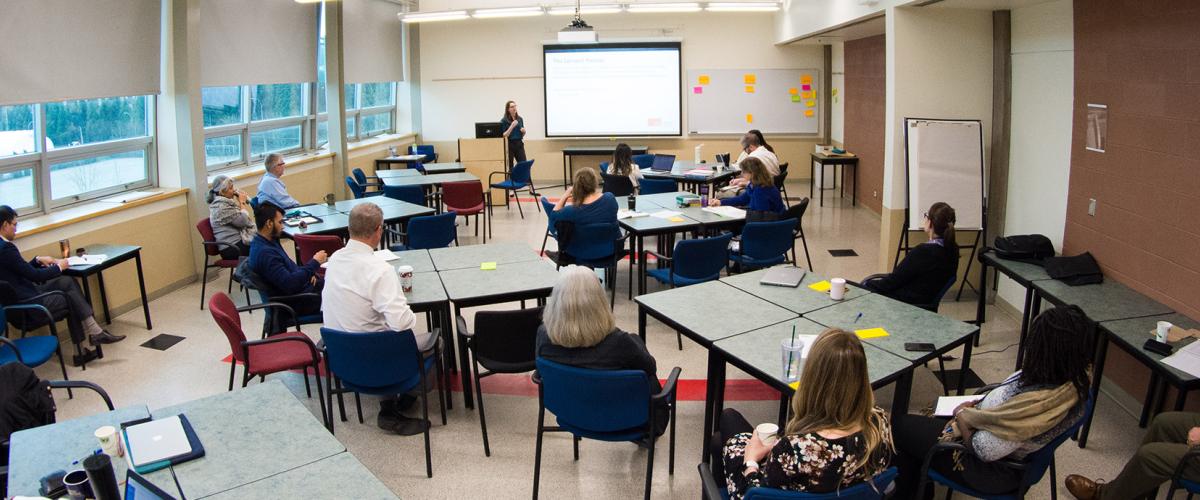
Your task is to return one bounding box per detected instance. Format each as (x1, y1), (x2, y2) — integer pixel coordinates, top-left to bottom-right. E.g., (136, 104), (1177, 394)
(873, 190), (878, 198)
(1088, 198), (1097, 216)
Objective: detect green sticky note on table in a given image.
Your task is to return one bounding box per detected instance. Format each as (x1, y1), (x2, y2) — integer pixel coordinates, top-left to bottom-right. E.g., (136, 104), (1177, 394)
(855, 328), (890, 339)
(480, 262), (497, 270)
(808, 280), (831, 292)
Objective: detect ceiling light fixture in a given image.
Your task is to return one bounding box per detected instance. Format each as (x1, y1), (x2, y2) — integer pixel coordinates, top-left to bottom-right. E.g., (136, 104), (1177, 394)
(401, 10), (470, 22)
(704, 2), (779, 12)
(625, 2), (702, 12)
(472, 6), (546, 18)
(548, 4), (623, 15)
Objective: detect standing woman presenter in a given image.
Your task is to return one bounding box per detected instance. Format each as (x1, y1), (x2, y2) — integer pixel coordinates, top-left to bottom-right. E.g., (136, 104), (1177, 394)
(500, 100), (527, 168)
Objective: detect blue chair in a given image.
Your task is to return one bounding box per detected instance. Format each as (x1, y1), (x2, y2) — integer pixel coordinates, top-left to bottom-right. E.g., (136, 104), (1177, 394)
(556, 221), (631, 307)
(647, 233), (734, 349)
(729, 219), (798, 272)
(532, 358), (680, 500)
(409, 160), (427, 173)
(489, 160), (539, 219)
(0, 306), (71, 395)
(0, 280), (94, 374)
(345, 176), (381, 199)
(539, 197), (557, 256)
(918, 398), (1093, 500)
(699, 462), (897, 499)
(352, 168), (382, 193)
(249, 196), (260, 210)
(383, 184), (429, 207)
(389, 212), (458, 251)
(320, 327), (446, 478)
(410, 144), (438, 163)
(639, 178), (677, 195)
(632, 154), (655, 170)
(1167, 449), (1200, 499)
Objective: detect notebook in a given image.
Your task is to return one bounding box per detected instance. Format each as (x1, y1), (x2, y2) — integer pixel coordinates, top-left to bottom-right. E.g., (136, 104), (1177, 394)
(760, 267), (806, 288)
(649, 154), (676, 172)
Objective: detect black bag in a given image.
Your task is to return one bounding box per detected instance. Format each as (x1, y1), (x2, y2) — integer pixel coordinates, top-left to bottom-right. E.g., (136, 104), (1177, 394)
(993, 234), (1055, 262)
(0, 363), (55, 447)
(1045, 251), (1104, 286)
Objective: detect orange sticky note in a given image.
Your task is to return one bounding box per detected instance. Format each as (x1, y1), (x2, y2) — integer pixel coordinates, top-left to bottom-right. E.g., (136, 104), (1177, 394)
(855, 328), (890, 339)
(801, 74), (813, 84)
(745, 85), (755, 94)
(802, 84), (812, 91)
(788, 87), (798, 95)
(746, 113), (753, 123)
(805, 100), (815, 107)
(801, 91), (814, 99)
(744, 74), (756, 84)
(698, 75), (710, 85)
(693, 86), (703, 94)
(804, 109), (814, 117)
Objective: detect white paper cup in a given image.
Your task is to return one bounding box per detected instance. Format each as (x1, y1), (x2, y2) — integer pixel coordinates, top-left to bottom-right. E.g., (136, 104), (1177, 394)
(94, 425), (123, 457)
(1157, 321), (1174, 343)
(755, 423), (780, 447)
(397, 265), (414, 293)
(830, 278), (847, 300)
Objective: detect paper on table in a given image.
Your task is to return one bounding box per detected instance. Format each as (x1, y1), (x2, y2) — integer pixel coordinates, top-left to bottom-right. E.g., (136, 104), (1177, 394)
(934, 395), (985, 417)
(373, 249), (400, 261)
(702, 206), (746, 218)
(480, 262), (497, 270)
(855, 328), (890, 339)
(618, 210), (649, 219)
(650, 210), (682, 219)
(1162, 341), (1200, 377)
(808, 280), (831, 292)
(67, 254), (108, 266)
(669, 217), (686, 222)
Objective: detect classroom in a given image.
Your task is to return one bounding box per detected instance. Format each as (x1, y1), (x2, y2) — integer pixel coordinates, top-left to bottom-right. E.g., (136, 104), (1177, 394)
(1, 0), (1197, 498)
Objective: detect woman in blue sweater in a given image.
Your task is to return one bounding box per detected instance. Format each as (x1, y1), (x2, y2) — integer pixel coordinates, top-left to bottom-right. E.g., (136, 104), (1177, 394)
(709, 157), (786, 221)
(546, 168), (618, 264)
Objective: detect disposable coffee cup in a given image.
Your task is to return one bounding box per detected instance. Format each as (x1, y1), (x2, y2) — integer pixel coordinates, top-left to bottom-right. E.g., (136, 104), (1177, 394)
(324, 193), (336, 206)
(63, 469), (92, 500)
(1157, 321), (1174, 343)
(397, 265), (414, 293)
(94, 425), (123, 457)
(830, 278), (847, 300)
(780, 338), (804, 383)
(755, 423), (780, 447)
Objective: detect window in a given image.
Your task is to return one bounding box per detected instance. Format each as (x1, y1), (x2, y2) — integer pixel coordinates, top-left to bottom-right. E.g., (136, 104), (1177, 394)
(251, 84), (304, 121)
(0, 95), (155, 212)
(202, 86), (242, 127)
(204, 135), (241, 167)
(360, 83), (395, 108)
(250, 125), (303, 157)
(361, 113), (391, 136)
(202, 83), (310, 171)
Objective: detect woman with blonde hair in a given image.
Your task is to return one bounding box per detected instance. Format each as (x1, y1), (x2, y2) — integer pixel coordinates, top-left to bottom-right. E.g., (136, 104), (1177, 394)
(712, 328), (893, 498)
(545, 168), (619, 264)
(536, 265), (667, 435)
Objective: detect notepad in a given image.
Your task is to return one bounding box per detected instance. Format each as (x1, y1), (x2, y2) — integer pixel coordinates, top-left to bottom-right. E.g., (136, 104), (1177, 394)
(67, 254), (108, 266)
(702, 206), (746, 218)
(855, 328), (890, 339)
(933, 395), (985, 417)
(617, 210), (648, 219)
(480, 262), (497, 270)
(373, 249), (400, 261)
(808, 280), (831, 292)
(650, 209), (682, 219)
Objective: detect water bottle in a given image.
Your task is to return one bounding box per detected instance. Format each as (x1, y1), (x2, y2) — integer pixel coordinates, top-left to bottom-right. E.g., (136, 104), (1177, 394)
(628, 193), (637, 211)
(694, 144), (704, 164)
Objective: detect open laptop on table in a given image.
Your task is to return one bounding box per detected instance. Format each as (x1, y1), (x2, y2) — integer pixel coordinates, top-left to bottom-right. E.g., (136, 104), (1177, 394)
(648, 154), (676, 173)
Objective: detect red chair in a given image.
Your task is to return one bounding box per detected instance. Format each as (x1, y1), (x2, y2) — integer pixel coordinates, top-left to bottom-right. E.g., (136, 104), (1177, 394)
(196, 218), (250, 310)
(441, 181), (491, 243)
(209, 292), (328, 426)
(293, 234), (343, 277)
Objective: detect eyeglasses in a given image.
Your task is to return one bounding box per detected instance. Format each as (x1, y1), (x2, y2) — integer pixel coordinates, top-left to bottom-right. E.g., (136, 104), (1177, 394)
(922, 211), (929, 220)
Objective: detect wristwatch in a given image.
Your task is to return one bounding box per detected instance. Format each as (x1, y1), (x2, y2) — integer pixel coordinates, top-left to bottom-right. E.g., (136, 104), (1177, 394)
(744, 459), (760, 472)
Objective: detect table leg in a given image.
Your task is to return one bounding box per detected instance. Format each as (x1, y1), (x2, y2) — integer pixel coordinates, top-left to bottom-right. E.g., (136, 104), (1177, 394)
(638, 307), (647, 343)
(809, 160), (815, 200)
(133, 253), (152, 329)
(440, 305), (454, 411)
(1176, 386), (1189, 411)
(1015, 288), (1033, 369)
(701, 351), (719, 462)
(957, 336), (975, 396)
(638, 235), (646, 296)
(96, 271), (112, 325)
(1139, 373), (1160, 427)
(776, 394), (789, 429)
(891, 371), (914, 416)
(79, 275), (93, 312)
(819, 164), (825, 207)
(1079, 332), (1109, 448)
(454, 304), (474, 410)
(853, 164), (858, 206)
(974, 261), (988, 327)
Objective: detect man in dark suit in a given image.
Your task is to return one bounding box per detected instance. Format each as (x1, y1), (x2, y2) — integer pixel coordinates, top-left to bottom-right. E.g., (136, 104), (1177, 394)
(0, 206), (125, 363)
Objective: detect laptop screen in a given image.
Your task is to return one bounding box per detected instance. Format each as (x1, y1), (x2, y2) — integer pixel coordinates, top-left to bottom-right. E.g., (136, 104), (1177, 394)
(125, 470), (177, 500)
(650, 154), (675, 171)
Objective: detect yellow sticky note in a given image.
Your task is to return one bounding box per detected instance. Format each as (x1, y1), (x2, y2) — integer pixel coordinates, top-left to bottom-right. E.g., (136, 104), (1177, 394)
(744, 74), (756, 84)
(669, 217), (686, 222)
(831, 88), (839, 97)
(746, 113), (753, 123)
(855, 328), (890, 339)
(805, 100), (816, 107)
(801, 91), (814, 99)
(801, 74), (813, 84)
(788, 87), (798, 95)
(791, 95), (802, 103)
(745, 85), (755, 94)
(808, 280), (831, 292)
(788, 380), (800, 390)
(698, 75), (710, 85)
(480, 262), (497, 270)
(804, 110), (815, 117)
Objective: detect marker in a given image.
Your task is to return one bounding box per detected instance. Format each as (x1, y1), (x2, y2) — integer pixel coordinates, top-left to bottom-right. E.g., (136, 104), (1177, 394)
(853, 312), (863, 323)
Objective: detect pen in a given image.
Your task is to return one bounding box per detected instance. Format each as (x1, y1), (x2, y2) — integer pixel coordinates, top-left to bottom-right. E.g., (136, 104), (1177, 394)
(853, 313), (863, 323)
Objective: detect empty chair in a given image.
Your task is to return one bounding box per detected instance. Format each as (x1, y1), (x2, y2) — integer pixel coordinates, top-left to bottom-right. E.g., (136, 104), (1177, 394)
(600, 172), (635, 197)
(389, 212), (458, 251)
(631, 154), (655, 170)
(293, 234), (343, 278)
(196, 218), (251, 309)
(638, 178), (677, 195)
(775, 162), (790, 202)
(781, 198), (814, 271)
(489, 159), (539, 219)
(352, 168), (383, 193)
(441, 181), (491, 243)
(456, 307), (543, 456)
(0, 305), (70, 392)
(346, 176), (381, 199)
(532, 358), (680, 500)
(410, 144), (438, 163)
(384, 184), (429, 207)
(647, 233), (734, 349)
(728, 219), (798, 272)
(539, 197), (558, 256)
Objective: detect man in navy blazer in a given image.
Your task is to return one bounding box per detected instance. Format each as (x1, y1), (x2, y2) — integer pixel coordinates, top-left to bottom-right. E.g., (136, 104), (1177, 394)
(0, 206), (125, 362)
(247, 202), (326, 331)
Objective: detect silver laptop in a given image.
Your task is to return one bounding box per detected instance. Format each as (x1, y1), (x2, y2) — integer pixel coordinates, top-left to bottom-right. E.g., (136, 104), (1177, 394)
(759, 267), (806, 288)
(126, 415), (192, 466)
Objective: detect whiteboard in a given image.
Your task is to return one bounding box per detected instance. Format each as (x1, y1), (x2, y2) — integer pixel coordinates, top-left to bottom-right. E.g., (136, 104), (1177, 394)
(904, 119), (984, 231)
(686, 69), (819, 135)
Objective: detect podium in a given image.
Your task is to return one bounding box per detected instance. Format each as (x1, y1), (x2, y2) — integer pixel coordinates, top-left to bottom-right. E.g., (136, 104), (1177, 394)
(459, 138), (506, 207)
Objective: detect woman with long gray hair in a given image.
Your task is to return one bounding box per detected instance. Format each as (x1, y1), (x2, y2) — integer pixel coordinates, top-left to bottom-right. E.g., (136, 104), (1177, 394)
(206, 175), (254, 259)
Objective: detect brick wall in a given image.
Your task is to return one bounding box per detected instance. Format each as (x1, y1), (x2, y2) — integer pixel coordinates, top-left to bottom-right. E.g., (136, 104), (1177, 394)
(843, 35), (886, 214)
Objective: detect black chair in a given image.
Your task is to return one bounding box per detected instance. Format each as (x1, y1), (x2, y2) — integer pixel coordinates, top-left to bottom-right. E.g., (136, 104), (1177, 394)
(0, 281), (98, 370)
(782, 198), (814, 271)
(456, 307), (543, 457)
(1167, 448), (1200, 498)
(601, 172), (635, 197)
(775, 162), (790, 202)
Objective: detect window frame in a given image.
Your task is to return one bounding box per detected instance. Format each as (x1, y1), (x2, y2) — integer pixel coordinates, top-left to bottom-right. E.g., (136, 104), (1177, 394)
(204, 84), (312, 172)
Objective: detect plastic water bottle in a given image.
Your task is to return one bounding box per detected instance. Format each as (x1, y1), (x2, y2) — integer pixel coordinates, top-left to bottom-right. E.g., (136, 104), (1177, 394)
(694, 144), (703, 164)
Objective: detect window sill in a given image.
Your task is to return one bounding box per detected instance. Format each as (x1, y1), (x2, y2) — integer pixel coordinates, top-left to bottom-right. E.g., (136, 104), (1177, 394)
(14, 188), (189, 240)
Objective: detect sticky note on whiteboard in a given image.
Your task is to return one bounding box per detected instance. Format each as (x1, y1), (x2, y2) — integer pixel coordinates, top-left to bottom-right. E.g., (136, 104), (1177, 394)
(744, 74), (756, 84)
(698, 75), (710, 85)
(801, 91), (814, 99)
(801, 74), (813, 84)
(791, 95), (801, 103)
(746, 113), (753, 123)
(805, 100), (815, 107)
(788, 87), (798, 95)
(804, 109), (814, 117)
(802, 84), (812, 91)
(693, 86), (703, 94)
(745, 85), (755, 94)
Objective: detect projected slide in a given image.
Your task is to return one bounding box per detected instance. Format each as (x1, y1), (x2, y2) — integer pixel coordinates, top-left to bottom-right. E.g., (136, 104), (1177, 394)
(543, 42), (682, 137)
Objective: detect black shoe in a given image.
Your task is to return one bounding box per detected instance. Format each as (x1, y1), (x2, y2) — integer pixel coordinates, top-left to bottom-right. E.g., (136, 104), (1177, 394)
(90, 330), (125, 345)
(544, 250), (559, 261)
(72, 348), (100, 367)
(387, 415), (431, 436)
(397, 394), (418, 411)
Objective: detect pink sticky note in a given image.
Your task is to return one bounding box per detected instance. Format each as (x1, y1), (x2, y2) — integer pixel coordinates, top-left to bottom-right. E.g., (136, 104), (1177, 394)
(802, 84), (812, 91)
(693, 86), (703, 94)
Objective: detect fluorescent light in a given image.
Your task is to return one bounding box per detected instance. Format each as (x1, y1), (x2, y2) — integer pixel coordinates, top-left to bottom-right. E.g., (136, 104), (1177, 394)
(472, 6), (545, 18)
(401, 10), (470, 23)
(626, 2), (702, 12)
(548, 4), (625, 15)
(704, 2), (779, 11)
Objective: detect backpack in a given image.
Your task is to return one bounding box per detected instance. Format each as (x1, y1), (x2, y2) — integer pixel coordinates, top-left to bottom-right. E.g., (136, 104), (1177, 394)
(0, 363), (56, 448)
(1045, 252), (1104, 286)
(993, 234), (1055, 262)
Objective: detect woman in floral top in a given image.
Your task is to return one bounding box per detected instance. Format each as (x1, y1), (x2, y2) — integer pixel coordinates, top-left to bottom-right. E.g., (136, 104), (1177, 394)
(713, 328), (894, 499)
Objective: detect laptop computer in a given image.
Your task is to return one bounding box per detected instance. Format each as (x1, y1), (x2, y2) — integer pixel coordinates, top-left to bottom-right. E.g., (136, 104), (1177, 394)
(759, 266), (807, 288)
(474, 122), (503, 138)
(125, 415), (192, 466)
(125, 470), (178, 500)
(649, 154), (676, 172)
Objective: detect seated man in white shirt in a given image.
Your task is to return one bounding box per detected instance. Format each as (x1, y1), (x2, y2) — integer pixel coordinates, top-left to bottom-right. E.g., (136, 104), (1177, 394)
(322, 202), (436, 435)
(729, 131), (781, 189)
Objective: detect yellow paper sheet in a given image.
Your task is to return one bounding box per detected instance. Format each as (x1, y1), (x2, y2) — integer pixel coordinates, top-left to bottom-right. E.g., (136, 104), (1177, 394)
(808, 280), (831, 292)
(744, 74), (756, 84)
(745, 85), (755, 94)
(804, 110), (814, 117)
(855, 328), (890, 339)
(801, 74), (813, 84)
(698, 75), (711, 85)
(480, 262), (497, 270)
